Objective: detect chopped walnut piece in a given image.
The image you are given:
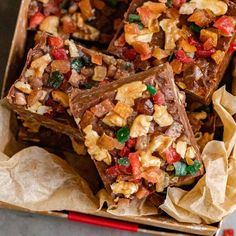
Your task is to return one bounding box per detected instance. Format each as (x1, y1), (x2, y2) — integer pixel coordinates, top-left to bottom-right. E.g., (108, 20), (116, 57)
(116, 81), (147, 106)
(83, 125), (111, 165)
(149, 135), (173, 154)
(15, 92), (27, 106)
(153, 105), (173, 127)
(111, 181), (139, 198)
(179, 0), (228, 16)
(130, 115), (153, 138)
(159, 19), (182, 50)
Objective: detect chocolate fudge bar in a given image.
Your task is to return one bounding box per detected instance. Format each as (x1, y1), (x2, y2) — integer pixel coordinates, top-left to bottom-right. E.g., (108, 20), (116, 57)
(108, 0), (236, 103)
(70, 63), (203, 200)
(6, 33), (134, 138)
(28, 0), (130, 44)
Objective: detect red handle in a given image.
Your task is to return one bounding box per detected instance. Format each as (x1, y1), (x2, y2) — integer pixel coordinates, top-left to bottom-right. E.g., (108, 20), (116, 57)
(68, 212), (138, 232)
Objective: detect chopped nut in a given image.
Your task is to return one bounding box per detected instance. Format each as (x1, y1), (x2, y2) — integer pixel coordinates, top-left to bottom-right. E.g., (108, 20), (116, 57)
(185, 146), (196, 160)
(92, 66), (107, 81)
(97, 134), (124, 150)
(149, 135), (173, 154)
(179, 0), (228, 16)
(64, 40), (79, 58)
(83, 125), (111, 165)
(14, 92), (27, 106)
(14, 81), (32, 94)
(156, 172), (169, 192)
(30, 53), (52, 78)
(116, 81), (147, 106)
(159, 19), (182, 50)
(27, 101), (42, 113)
(27, 89), (44, 107)
(51, 90), (69, 108)
(111, 181), (139, 198)
(71, 138), (87, 155)
(39, 16), (59, 35)
(153, 105), (173, 127)
(103, 111), (126, 127)
(113, 102), (133, 120)
(130, 115), (153, 138)
(140, 150), (161, 168)
(38, 0), (49, 3)
(192, 111), (207, 120)
(176, 140), (187, 159)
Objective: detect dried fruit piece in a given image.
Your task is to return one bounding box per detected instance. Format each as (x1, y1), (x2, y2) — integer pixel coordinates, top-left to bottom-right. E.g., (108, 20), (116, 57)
(39, 16), (59, 35)
(90, 99), (114, 118)
(51, 60), (71, 74)
(135, 98), (154, 115)
(97, 133), (123, 150)
(211, 50), (225, 64)
(200, 29), (218, 48)
(51, 90), (69, 107)
(92, 66), (107, 81)
(113, 102), (133, 119)
(47, 71), (64, 89)
(103, 112), (127, 127)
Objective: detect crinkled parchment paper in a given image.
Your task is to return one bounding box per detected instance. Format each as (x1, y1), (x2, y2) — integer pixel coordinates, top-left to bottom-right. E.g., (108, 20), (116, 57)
(0, 103), (98, 213)
(1, 86), (236, 221)
(160, 86), (236, 224)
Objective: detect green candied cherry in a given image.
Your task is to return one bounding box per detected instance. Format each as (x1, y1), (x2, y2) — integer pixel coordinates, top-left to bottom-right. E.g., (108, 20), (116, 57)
(147, 84), (157, 95)
(174, 161), (187, 177)
(47, 71), (64, 89)
(118, 157), (130, 166)
(186, 160), (201, 175)
(116, 127), (130, 144)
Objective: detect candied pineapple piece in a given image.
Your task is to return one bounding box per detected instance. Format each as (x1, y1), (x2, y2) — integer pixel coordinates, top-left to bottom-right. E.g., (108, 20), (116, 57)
(111, 181), (139, 198)
(102, 111), (126, 127)
(153, 105), (173, 127)
(113, 102), (133, 120)
(211, 50), (225, 64)
(116, 81), (147, 106)
(51, 90), (69, 108)
(130, 115), (153, 138)
(200, 29), (218, 47)
(179, 0), (228, 16)
(83, 125), (111, 165)
(97, 134), (124, 150)
(92, 66), (107, 81)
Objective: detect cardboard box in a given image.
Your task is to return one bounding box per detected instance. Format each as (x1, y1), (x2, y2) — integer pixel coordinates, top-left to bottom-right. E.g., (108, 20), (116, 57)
(2, 0), (222, 235)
